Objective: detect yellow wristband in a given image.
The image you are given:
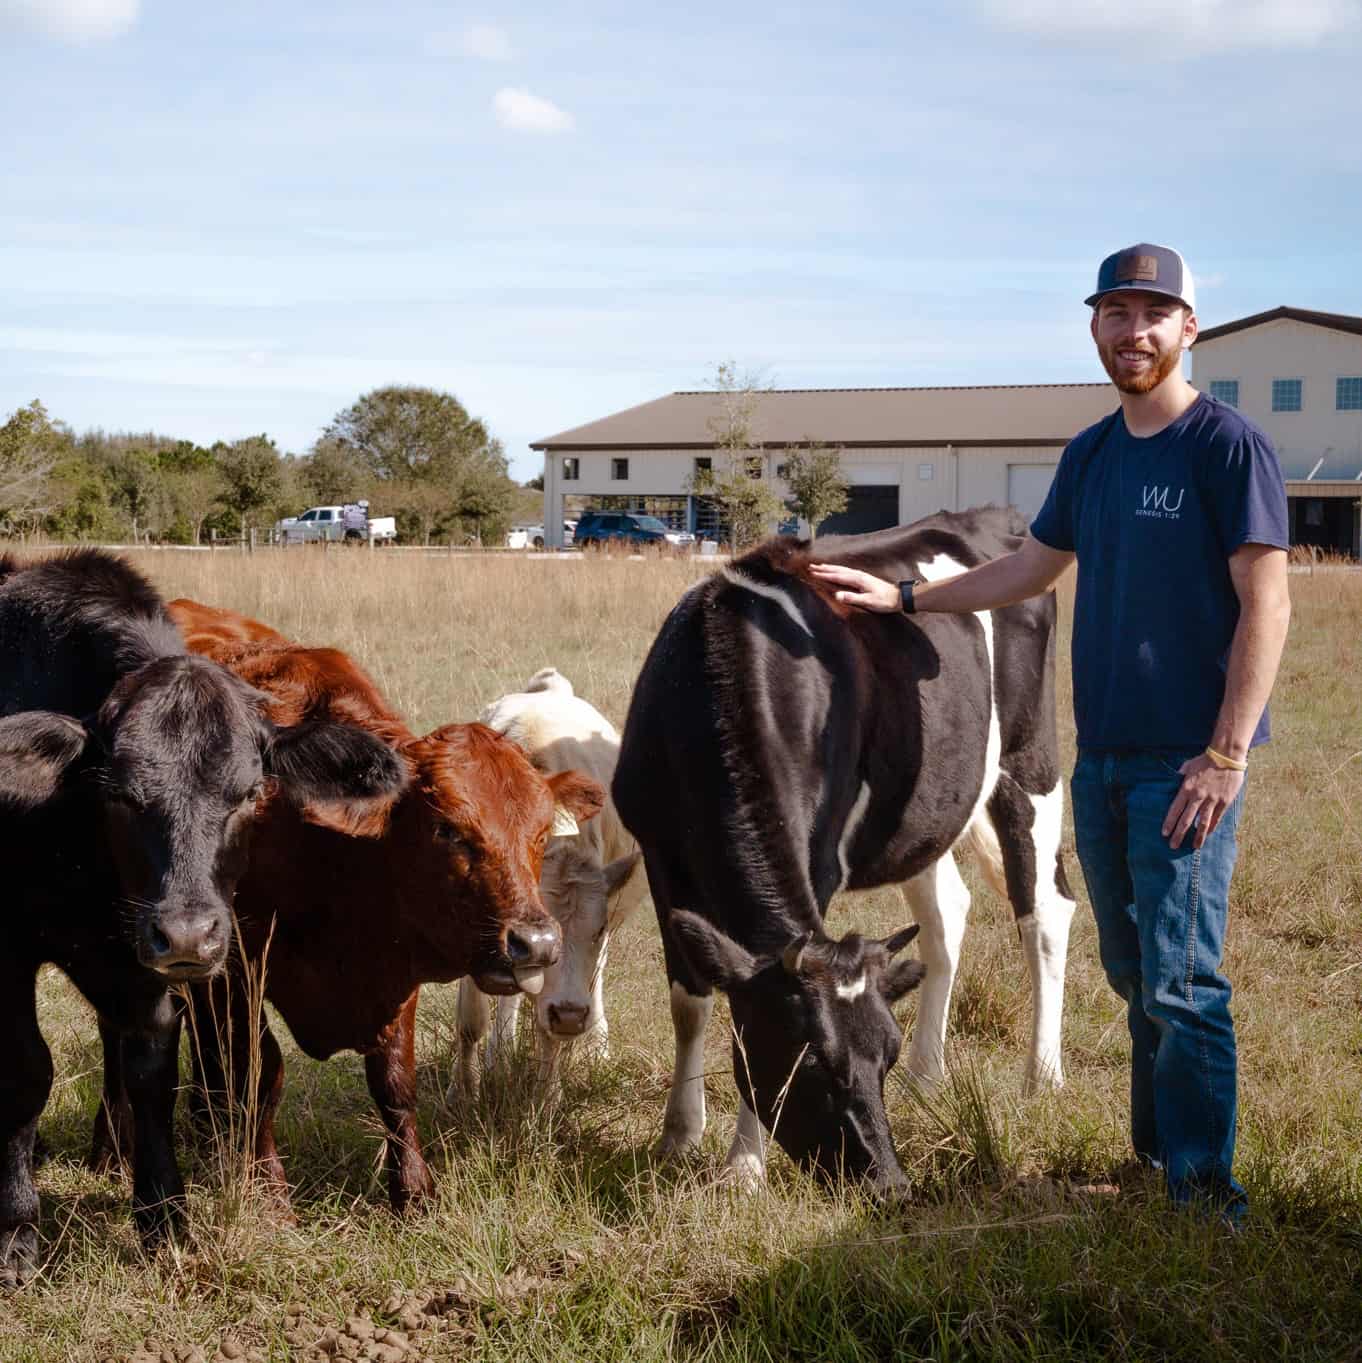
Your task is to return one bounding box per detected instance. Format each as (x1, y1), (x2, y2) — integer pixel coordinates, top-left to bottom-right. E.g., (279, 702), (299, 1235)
(1204, 746), (1248, 772)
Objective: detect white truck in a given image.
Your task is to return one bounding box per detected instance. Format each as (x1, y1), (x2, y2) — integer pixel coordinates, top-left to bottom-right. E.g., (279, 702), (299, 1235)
(275, 502), (397, 546)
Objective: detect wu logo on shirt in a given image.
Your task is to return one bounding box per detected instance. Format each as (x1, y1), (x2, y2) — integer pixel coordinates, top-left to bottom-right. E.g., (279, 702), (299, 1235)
(1136, 484), (1184, 520)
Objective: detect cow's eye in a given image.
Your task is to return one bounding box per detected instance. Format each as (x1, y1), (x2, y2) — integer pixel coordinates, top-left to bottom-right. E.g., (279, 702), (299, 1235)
(435, 823), (472, 854)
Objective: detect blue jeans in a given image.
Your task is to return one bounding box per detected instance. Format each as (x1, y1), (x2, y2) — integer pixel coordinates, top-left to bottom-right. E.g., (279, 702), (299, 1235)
(1071, 749), (1247, 1218)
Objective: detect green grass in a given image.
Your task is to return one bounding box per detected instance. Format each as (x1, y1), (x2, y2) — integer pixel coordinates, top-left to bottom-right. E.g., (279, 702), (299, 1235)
(3, 550), (1361, 1362)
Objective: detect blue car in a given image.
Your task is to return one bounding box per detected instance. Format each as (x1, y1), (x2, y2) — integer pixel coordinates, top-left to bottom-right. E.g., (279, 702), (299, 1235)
(574, 512), (695, 549)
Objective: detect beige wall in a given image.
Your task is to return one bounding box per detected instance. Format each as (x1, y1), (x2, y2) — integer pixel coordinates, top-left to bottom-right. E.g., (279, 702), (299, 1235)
(1192, 320), (1362, 477)
(540, 443), (1069, 544)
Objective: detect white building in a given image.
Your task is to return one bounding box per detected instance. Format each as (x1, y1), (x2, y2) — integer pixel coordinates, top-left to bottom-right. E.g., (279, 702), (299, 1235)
(1190, 306), (1362, 557)
(534, 305), (1362, 555)
(533, 384), (1117, 547)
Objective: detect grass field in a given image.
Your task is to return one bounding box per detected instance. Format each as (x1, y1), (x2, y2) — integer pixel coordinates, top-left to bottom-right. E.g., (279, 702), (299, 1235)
(4, 548), (1361, 1363)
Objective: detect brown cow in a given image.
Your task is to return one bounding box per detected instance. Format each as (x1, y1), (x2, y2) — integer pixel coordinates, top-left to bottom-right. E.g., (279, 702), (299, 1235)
(168, 597), (289, 650)
(94, 602), (605, 1213)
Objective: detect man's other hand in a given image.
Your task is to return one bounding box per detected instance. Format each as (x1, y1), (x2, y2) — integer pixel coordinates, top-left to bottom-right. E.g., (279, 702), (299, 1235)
(1162, 754), (1245, 849)
(807, 563), (901, 613)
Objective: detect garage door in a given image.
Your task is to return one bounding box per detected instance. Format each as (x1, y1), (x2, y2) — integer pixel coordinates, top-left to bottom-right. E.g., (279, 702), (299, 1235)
(816, 485), (899, 536)
(1007, 464), (1059, 525)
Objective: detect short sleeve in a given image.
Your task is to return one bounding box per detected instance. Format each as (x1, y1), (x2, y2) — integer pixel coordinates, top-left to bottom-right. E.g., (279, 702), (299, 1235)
(1029, 442), (1077, 552)
(1208, 429), (1289, 555)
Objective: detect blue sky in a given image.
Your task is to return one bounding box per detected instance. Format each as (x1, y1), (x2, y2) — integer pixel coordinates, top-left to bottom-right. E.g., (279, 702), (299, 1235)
(3, 0), (1360, 480)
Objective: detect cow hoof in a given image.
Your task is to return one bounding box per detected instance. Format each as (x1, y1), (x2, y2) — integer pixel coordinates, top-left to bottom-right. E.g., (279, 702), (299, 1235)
(132, 1195), (186, 1247)
(1, 1225), (40, 1289)
(718, 1157), (766, 1194)
(653, 1128), (704, 1161)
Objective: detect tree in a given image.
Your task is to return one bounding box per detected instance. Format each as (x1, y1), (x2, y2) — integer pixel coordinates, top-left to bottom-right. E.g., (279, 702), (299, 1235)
(300, 436), (371, 504)
(215, 434), (284, 530)
(104, 446), (170, 543)
(321, 386), (497, 483)
(782, 440), (849, 536)
(689, 362), (787, 550)
(0, 400), (70, 533)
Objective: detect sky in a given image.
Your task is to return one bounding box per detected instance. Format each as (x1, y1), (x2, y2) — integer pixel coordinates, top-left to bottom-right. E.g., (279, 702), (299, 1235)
(3, 0), (1361, 481)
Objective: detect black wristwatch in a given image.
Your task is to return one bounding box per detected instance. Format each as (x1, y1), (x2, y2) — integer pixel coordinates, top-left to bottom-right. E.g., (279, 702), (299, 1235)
(898, 578), (925, 614)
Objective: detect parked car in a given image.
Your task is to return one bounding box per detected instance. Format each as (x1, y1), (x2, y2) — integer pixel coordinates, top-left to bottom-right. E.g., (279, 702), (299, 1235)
(275, 503), (397, 545)
(575, 512), (694, 550)
(508, 520), (577, 549)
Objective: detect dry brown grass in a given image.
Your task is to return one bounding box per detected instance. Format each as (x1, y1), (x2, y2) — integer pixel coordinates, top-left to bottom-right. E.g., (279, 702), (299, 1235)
(4, 545), (1361, 1363)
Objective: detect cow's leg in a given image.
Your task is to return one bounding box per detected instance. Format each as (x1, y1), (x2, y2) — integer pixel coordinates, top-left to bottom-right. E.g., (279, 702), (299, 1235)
(450, 979), (491, 1105)
(88, 1014), (134, 1173)
(362, 990), (434, 1213)
(901, 852), (971, 1085)
(582, 936), (611, 1061)
(120, 990), (187, 1245)
(983, 775), (1075, 1092)
(484, 991), (519, 1071)
(656, 925), (715, 1158)
(0, 962), (51, 1288)
(720, 1097), (766, 1188)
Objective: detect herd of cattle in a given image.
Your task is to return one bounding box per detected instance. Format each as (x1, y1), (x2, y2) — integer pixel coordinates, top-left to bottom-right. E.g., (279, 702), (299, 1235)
(0, 506), (1076, 1288)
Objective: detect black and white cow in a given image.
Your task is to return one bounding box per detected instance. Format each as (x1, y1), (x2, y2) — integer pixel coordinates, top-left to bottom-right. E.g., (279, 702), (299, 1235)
(612, 508), (1075, 1192)
(0, 551), (406, 1287)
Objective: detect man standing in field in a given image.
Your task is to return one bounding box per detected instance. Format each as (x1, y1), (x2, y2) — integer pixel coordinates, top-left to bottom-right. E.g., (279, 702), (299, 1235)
(809, 244), (1291, 1221)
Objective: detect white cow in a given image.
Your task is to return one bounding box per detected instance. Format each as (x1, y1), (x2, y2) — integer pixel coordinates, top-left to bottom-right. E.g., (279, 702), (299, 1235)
(450, 669), (646, 1103)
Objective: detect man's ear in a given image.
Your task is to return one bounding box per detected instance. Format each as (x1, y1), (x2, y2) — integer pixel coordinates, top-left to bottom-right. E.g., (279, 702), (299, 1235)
(669, 910), (763, 992)
(0, 711), (90, 811)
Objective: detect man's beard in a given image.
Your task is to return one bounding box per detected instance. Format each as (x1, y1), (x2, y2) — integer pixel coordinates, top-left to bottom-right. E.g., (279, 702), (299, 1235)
(1097, 337), (1184, 395)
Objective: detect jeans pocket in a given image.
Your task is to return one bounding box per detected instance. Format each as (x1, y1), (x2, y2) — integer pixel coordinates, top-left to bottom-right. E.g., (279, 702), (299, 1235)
(1150, 748), (1203, 779)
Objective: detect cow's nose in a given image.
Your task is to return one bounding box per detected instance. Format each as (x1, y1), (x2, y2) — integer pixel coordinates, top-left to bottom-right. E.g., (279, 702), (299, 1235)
(546, 1001), (590, 1036)
(505, 919), (561, 969)
(141, 912), (227, 977)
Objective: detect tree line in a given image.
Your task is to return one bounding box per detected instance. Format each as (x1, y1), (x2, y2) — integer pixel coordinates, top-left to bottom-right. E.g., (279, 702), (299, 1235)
(0, 386), (536, 546)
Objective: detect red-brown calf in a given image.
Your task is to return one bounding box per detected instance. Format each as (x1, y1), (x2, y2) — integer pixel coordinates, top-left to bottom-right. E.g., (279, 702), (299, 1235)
(97, 602), (604, 1213)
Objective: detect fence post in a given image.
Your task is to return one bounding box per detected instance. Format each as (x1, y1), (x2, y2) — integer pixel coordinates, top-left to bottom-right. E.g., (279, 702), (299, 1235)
(210, 528), (217, 553)
(249, 527), (257, 555)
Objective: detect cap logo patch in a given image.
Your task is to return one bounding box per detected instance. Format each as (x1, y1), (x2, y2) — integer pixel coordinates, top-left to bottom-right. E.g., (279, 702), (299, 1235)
(1116, 253), (1159, 283)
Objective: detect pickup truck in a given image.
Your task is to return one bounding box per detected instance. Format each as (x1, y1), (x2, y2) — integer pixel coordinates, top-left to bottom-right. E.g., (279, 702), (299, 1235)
(275, 503), (397, 545)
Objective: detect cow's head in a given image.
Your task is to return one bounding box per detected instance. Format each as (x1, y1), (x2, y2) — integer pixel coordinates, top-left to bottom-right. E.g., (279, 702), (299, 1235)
(383, 723), (604, 995)
(532, 844), (642, 1039)
(0, 656), (408, 982)
(669, 912), (924, 1193)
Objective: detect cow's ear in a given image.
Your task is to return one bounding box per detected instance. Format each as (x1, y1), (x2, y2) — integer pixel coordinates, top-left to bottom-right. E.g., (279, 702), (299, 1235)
(546, 769), (606, 826)
(0, 711), (90, 812)
(669, 910), (762, 991)
(602, 851), (641, 896)
(882, 958), (926, 1004)
(265, 720), (409, 805)
(881, 923), (920, 956)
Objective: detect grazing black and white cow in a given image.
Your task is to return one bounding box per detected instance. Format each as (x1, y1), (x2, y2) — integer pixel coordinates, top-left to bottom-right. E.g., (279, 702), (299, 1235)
(0, 551), (406, 1287)
(612, 507), (1075, 1193)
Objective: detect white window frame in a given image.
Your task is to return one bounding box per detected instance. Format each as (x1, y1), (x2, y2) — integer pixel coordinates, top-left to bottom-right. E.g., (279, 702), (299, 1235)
(1271, 378), (1303, 412)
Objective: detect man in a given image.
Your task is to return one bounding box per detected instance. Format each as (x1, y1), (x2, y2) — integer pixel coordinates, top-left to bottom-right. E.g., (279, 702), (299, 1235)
(809, 243), (1291, 1220)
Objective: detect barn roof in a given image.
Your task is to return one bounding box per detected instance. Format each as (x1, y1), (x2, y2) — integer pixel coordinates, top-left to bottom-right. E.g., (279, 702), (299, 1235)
(532, 384), (1118, 450)
(1195, 306), (1362, 345)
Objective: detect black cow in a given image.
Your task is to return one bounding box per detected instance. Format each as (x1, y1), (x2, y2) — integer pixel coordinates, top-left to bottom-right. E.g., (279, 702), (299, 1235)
(613, 508), (1076, 1193)
(0, 551), (406, 1286)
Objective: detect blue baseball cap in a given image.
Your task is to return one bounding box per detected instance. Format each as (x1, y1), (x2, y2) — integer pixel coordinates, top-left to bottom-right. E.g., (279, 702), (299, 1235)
(1086, 243), (1196, 313)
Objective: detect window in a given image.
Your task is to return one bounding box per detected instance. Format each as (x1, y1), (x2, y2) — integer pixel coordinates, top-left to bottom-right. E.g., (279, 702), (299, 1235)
(562, 457), (579, 481)
(775, 463), (789, 479)
(317, 509), (333, 521)
(1209, 379), (1239, 408)
(918, 462), (935, 481)
(298, 509), (317, 522)
(746, 457), (763, 480)
(611, 458), (629, 481)
(694, 456), (712, 474)
(1272, 379), (1302, 412)
(1338, 377), (1362, 411)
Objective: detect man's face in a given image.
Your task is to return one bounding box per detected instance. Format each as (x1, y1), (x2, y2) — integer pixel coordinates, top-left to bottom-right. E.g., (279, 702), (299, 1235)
(1090, 291), (1197, 395)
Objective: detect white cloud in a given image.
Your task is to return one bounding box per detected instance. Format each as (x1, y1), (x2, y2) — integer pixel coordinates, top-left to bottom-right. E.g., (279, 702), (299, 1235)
(461, 22), (512, 61)
(1194, 271), (1226, 290)
(0, 0), (139, 42)
(493, 87), (575, 134)
(979, 0), (1360, 50)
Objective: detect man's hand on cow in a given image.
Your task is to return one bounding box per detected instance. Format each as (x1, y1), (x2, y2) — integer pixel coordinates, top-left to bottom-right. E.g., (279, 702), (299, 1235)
(1162, 754), (1245, 850)
(807, 563), (901, 613)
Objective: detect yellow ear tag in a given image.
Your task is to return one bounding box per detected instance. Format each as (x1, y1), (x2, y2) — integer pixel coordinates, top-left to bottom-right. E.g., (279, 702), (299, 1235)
(551, 806), (579, 837)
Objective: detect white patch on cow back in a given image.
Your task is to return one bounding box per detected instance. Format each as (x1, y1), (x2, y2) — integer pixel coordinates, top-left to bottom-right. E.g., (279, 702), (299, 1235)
(834, 972), (867, 1002)
(917, 553), (1002, 844)
(836, 780), (872, 891)
(720, 566), (813, 637)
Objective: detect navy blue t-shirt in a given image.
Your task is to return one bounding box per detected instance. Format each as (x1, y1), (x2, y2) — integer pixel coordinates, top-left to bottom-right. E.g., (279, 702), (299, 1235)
(1030, 393), (1288, 752)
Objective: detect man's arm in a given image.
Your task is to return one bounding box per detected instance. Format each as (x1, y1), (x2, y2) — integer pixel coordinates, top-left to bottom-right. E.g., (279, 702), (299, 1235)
(808, 533), (1075, 614)
(1162, 544), (1292, 849)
